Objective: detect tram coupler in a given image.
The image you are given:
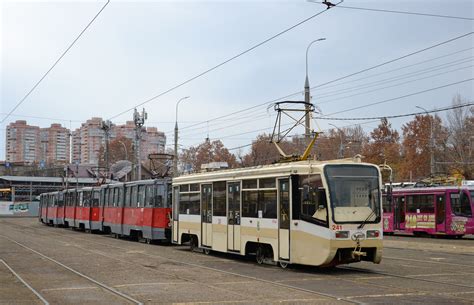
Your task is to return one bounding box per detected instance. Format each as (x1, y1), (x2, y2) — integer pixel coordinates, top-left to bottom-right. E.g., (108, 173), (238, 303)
(351, 242), (367, 259)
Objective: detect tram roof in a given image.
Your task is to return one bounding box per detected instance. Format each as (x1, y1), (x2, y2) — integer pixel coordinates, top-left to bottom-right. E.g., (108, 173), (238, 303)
(392, 186), (474, 193)
(173, 158), (378, 184)
(0, 175), (109, 185)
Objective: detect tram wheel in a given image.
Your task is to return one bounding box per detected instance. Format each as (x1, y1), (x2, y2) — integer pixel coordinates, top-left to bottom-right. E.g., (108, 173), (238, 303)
(203, 248), (211, 255)
(278, 261), (289, 269)
(256, 246), (265, 265)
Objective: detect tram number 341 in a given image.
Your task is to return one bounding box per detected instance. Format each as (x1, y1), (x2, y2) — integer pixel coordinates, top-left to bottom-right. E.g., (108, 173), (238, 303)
(332, 224), (343, 231)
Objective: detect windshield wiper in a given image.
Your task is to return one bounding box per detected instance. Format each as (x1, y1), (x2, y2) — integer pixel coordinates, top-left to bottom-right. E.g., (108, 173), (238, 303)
(358, 209), (376, 229)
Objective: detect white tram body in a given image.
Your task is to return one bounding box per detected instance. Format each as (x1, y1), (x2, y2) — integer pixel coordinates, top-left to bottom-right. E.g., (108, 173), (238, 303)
(172, 159), (383, 267)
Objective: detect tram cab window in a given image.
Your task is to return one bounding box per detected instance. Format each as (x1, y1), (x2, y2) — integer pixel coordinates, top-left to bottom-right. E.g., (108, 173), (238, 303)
(145, 185), (154, 207)
(451, 191), (472, 217)
(298, 175), (328, 226)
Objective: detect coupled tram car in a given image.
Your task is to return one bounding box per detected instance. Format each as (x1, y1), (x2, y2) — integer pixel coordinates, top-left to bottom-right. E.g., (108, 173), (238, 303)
(382, 186), (474, 237)
(172, 159), (384, 268)
(39, 158), (384, 268)
(39, 178), (173, 242)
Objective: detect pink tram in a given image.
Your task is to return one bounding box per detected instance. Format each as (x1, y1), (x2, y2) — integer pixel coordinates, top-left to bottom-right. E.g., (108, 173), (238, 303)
(383, 186), (474, 237)
(39, 178), (172, 242)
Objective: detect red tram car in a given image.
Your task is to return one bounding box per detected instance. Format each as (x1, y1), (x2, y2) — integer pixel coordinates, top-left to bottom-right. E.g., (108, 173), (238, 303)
(39, 178), (172, 242)
(383, 186), (474, 237)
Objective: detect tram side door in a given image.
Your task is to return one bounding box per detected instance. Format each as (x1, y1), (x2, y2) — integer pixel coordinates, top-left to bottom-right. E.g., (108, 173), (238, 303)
(201, 184), (212, 247)
(172, 187), (179, 244)
(436, 195), (446, 233)
(227, 182), (241, 251)
(278, 178), (290, 261)
(394, 196), (406, 230)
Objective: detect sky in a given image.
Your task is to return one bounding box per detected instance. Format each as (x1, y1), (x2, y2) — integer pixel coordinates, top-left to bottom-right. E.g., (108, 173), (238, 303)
(1, 0), (473, 160)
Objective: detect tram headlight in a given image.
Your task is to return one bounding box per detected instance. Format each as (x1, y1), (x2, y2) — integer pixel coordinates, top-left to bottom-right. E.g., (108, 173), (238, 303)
(366, 230), (380, 238)
(335, 231), (349, 238)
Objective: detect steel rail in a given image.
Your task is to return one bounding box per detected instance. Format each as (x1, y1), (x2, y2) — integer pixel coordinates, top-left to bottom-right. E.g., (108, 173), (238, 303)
(0, 234), (143, 305)
(0, 259), (50, 305)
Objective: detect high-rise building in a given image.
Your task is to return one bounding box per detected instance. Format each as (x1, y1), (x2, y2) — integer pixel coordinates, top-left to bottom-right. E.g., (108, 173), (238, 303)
(40, 124), (70, 165)
(6, 120), (41, 164)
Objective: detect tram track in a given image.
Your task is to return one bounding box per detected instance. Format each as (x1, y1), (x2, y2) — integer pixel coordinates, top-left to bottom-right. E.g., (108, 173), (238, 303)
(0, 233), (143, 305)
(1, 221), (356, 305)
(5, 219), (474, 304)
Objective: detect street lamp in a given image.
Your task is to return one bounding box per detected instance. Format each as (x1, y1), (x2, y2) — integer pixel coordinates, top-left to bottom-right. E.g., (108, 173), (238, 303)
(416, 106), (434, 177)
(304, 38), (326, 139)
(174, 96), (190, 177)
(329, 123), (344, 158)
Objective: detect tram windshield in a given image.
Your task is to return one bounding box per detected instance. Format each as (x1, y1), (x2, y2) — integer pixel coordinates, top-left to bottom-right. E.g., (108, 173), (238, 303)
(325, 165), (381, 224)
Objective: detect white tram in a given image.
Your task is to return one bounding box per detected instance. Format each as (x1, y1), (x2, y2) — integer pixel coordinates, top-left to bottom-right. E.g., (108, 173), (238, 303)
(172, 158), (383, 267)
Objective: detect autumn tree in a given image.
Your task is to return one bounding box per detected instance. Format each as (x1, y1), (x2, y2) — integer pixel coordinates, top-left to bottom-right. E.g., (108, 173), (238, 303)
(317, 125), (368, 160)
(445, 94), (474, 179)
(99, 137), (134, 167)
(180, 139), (237, 173)
(362, 118), (401, 182)
(399, 114), (448, 181)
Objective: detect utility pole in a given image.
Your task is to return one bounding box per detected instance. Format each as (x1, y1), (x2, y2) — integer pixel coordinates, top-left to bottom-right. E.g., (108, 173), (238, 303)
(416, 106), (435, 177)
(304, 38), (325, 139)
(101, 120), (113, 179)
(174, 96), (190, 177)
(133, 108), (147, 181)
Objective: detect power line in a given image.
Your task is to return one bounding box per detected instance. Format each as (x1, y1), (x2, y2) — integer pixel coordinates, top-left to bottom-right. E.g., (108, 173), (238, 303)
(108, 2), (342, 120)
(318, 64), (473, 105)
(177, 32), (473, 132)
(310, 1), (474, 21)
(1, 0), (110, 124)
(317, 102), (474, 121)
(321, 78), (474, 117)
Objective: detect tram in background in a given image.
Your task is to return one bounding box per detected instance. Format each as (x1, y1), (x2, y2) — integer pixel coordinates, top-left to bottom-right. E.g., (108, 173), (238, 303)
(382, 186), (474, 237)
(172, 159), (383, 268)
(39, 178), (172, 242)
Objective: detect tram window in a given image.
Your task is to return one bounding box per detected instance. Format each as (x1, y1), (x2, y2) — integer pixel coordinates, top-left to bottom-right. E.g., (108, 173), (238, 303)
(259, 190), (277, 218)
(451, 192), (472, 217)
(190, 184), (199, 192)
(154, 185), (164, 207)
(407, 195), (434, 213)
(179, 193), (190, 214)
(173, 187), (179, 219)
(180, 184), (189, 192)
(243, 179), (257, 189)
(189, 192), (200, 215)
(213, 181), (226, 216)
(136, 185), (145, 207)
(118, 187), (124, 207)
(108, 188), (114, 207)
(114, 188), (120, 207)
(242, 190), (258, 218)
(92, 191), (100, 207)
(298, 175), (328, 226)
(58, 192), (64, 207)
(259, 178), (276, 189)
(131, 186), (138, 207)
(382, 196), (392, 213)
(125, 186), (131, 207)
(145, 185), (154, 207)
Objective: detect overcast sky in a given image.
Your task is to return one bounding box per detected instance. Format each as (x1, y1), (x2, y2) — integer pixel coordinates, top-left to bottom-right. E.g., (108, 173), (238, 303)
(1, 0), (473, 160)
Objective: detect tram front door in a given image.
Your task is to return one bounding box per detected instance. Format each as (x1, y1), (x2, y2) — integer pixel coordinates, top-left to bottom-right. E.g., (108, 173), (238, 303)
(201, 184), (212, 247)
(227, 182), (241, 251)
(278, 178), (290, 260)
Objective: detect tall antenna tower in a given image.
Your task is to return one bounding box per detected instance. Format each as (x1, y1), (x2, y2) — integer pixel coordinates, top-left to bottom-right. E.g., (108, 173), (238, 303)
(133, 108), (147, 180)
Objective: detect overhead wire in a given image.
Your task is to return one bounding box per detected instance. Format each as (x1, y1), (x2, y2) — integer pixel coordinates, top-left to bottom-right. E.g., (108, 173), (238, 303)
(320, 78), (474, 117)
(317, 102), (474, 121)
(1, 0), (110, 124)
(309, 1), (474, 21)
(108, 2), (342, 120)
(176, 32), (473, 132)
